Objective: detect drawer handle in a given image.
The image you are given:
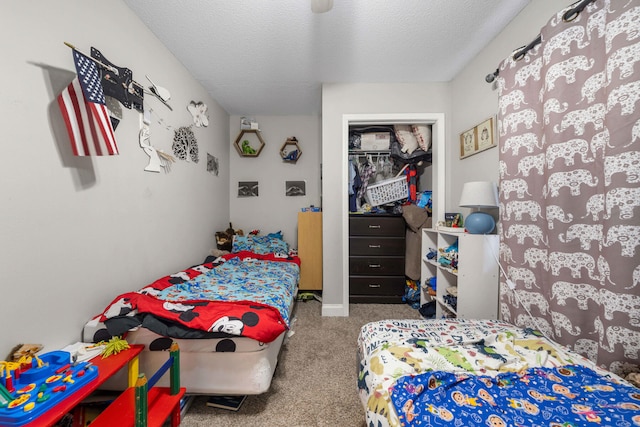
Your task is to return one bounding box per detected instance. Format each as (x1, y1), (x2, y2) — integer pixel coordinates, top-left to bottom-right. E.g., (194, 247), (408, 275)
(368, 244), (381, 248)
(369, 264), (381, 268)
(368, 284), (381, 288)
(368, 225), (381, 229)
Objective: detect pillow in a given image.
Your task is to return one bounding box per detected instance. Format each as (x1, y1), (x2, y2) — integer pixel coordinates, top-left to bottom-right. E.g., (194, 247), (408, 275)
(232, 233), (289, 254)
(394, 125), (419, 154)
(411, 124), (432, 151)
(266, 231), (283, 240)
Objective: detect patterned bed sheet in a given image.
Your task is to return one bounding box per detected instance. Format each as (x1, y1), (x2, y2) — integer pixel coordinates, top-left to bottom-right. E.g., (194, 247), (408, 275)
(357, 318), (632, 427)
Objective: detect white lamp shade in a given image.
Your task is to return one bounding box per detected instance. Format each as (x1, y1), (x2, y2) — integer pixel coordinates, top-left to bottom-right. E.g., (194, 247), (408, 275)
(459, 181), (499, 208)
(311, 0), (333, 13)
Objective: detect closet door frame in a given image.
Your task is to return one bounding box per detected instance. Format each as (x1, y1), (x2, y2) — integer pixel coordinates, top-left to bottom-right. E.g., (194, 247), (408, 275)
(340, 113), (446, 316)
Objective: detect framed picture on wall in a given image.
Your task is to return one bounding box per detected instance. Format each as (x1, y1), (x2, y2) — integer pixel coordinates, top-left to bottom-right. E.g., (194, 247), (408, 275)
(459, 116), (496, 159)
(238, 181), (259, 197)
(459, 126), (477, 159)
(476, 117), (495, 153)
(285, 180), (306, 196)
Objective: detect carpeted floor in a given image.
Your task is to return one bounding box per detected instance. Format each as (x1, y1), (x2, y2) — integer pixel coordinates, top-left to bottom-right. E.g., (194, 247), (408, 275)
(180, 299), (421, 426)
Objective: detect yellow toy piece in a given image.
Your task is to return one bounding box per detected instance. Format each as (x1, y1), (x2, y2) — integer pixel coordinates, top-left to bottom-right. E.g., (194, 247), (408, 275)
(8, 394), (30, 409)
(99, 336), (130, 358)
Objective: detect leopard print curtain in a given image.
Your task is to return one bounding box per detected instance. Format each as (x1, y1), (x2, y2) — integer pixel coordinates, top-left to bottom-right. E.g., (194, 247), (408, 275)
(496, 0), (639, 373)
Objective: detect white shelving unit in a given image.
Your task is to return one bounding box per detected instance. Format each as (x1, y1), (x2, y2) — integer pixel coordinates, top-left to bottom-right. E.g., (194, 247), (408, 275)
(421, 228), (500, 319)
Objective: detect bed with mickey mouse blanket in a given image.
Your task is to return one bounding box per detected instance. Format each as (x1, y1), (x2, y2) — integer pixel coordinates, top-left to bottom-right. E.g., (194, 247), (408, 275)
(358, 318), (640, 427)
(83, 234), (300, 395)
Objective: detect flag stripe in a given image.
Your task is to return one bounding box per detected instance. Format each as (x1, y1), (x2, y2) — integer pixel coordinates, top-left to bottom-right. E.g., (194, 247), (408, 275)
(92, 103), (119, 155)
(85, 101), (103, 156)
(72, 80), (93, 156)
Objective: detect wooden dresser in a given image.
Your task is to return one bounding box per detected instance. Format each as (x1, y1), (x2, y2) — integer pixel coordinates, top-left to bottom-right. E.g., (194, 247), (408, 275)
(349, 214), (405, 303)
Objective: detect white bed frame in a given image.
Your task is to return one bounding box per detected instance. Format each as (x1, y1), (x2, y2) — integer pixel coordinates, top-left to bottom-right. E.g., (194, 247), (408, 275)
(96, 329), (286, 395)
(84, 294), (296, 395)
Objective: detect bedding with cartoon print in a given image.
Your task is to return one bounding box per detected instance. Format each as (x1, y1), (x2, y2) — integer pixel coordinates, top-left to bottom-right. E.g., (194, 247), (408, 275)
(90, 251), (300, 343)
(357, 318), (636, 427)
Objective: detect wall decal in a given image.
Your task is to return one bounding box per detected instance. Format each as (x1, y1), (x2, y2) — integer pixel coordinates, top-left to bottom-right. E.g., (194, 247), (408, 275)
(145, 75), (172, 111)
(139, 125), (175, 173)
(207, 153), (219, 175)
(90, 46), (144, 112)
(173, 126), (199, 163)
(188, 101), (209, 127)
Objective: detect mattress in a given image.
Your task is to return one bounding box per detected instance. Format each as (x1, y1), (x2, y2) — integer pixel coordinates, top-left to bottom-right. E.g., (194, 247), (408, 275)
(357, 318), (638, 427)
(82, 290), (296, 395)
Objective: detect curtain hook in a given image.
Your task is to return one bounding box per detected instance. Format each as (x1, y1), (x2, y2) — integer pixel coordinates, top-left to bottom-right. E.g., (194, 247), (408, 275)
(563, 9), (580, 22)
(512, 35), (542, 62)
(563, 0), (594, 22)
(513, 47), (527, 62)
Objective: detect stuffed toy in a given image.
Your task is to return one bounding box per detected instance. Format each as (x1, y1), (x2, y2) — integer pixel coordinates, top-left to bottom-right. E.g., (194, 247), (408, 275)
(241, 140), (256, 155)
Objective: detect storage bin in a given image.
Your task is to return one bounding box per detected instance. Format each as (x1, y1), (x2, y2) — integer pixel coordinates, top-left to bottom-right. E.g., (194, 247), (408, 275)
(365, 175), (408, 206)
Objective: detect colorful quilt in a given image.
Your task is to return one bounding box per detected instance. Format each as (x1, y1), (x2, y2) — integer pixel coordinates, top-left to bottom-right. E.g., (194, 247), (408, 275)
(97, 251), (300, 343)
(391, 365), (640, 426)
(357, 319), (634, 427)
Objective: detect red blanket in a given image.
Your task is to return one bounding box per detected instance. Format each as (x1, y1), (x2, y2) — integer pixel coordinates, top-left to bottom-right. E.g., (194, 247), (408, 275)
(99, 252), (300, 343)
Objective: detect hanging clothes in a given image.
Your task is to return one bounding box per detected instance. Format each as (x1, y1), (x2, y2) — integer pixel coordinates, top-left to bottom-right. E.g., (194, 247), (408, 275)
(374, 155), (386, 182)
(405, 164), (418, 203)
(349, 158), (362, 212)
(356, 156), (376, 202)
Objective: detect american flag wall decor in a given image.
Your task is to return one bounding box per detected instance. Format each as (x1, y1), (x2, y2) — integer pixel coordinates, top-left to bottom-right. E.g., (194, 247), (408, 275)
(57, 49), (119, 156)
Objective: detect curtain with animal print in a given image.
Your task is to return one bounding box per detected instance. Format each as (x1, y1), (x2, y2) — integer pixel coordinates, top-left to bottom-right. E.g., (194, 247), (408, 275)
(496, 0), (639, 374)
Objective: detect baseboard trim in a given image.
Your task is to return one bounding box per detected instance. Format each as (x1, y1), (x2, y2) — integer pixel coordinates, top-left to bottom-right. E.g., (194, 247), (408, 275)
(321, 303), (348, 317)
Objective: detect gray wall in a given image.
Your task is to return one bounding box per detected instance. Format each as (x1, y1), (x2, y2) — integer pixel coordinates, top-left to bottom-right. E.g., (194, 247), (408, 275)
(0, 0), (230, 357)
(228, 115), (322, 248)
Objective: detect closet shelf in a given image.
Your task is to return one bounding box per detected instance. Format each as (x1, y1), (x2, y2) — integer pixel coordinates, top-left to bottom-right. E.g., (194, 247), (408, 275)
(349, 150), (391, 155)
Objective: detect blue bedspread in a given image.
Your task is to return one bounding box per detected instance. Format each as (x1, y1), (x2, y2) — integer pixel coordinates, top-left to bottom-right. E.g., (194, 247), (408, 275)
(391, 365), (640, 426)
(155, 256), (298, 326)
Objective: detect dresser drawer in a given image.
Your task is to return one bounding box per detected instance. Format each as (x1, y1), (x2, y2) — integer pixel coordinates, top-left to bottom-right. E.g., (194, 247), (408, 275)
(349, 215), (405, 237)
(349, 276), (405, 296)
(349, 256), (405, 276)
(349, 236), (405, 256)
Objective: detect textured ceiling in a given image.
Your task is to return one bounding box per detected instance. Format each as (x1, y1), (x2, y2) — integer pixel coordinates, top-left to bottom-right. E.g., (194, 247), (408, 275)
(123, 0), (530, 115)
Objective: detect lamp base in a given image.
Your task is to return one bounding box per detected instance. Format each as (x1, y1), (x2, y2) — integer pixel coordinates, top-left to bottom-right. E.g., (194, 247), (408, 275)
(464, 212), (495, 234)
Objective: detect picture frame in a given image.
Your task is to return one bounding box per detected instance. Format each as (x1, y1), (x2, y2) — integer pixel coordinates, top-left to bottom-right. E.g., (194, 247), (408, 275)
(476, 117), (496, 153)
(459, 116), (496, 159)
(459, 126), (477, 159)
(238, 181), (259, 197)
(285, 180), (306, 196)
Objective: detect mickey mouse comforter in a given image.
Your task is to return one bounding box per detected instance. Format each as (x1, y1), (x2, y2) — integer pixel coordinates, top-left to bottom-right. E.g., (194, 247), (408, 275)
(93, 251), (300, 343)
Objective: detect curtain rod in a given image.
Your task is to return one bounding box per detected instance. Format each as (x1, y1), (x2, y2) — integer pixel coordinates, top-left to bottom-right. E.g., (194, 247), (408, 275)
(485, 0), (596, 83)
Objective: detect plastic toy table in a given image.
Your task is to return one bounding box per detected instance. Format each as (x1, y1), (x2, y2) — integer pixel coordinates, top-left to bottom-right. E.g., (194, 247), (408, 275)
(17, 344), (143, 427)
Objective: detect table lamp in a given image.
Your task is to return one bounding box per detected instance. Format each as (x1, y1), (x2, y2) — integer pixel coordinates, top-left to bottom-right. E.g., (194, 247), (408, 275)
(459, 181), (499, 234)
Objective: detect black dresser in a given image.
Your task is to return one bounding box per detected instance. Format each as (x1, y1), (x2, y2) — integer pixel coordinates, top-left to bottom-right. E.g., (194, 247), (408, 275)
(349, 214), (406, 303)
